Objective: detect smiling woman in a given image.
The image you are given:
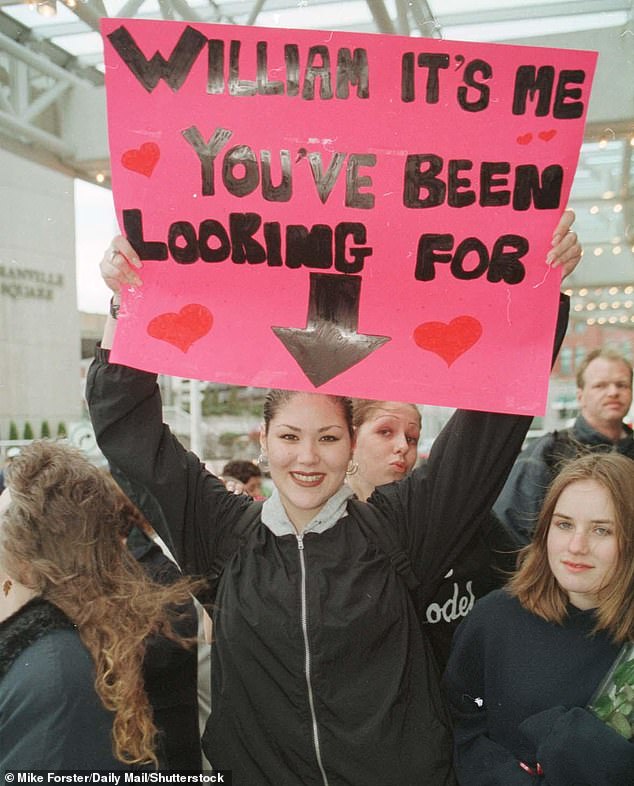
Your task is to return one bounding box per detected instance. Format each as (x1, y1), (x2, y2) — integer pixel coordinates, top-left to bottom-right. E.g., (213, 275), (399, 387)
(260, 390), (354, 529)
(444, 452), (634, 786)
(85, 217), (578, 783)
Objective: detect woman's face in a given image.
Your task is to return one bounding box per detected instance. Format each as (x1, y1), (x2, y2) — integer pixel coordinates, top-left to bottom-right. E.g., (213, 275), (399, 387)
(547, 479), (620, 610)
(353, 402), (420, 489)
(261, 393), (352, 530)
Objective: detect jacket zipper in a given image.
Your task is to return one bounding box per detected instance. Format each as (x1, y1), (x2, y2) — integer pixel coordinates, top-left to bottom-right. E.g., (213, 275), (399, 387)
(297, 534), (330, 786)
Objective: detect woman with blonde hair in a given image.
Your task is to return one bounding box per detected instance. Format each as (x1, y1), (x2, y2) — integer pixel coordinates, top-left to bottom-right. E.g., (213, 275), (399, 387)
(444, 452), (634, 785)
(0, 440), (197, 772)
(347, 398), (518, 670)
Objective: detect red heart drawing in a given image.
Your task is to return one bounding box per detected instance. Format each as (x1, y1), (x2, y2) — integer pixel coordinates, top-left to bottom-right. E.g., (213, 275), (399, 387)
(121, 142), (160, 177)
(147, 304), (213, 353)
(413, 316), (482, 366)
(516, 133), (533, 145)
(538, 129), (557, 142)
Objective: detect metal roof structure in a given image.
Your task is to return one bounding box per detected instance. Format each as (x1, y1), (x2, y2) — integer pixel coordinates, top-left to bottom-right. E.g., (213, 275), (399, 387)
(1, 0), (633, 318)
(1, 1), (632, 73)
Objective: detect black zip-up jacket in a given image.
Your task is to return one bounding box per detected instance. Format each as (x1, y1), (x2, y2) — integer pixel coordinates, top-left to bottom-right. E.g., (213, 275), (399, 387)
(86, 298), (567, 786)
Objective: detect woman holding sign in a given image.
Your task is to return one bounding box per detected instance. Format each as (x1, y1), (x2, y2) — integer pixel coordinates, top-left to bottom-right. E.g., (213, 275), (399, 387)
(443, 452), (634, 785)
(87, 212), (580, 784)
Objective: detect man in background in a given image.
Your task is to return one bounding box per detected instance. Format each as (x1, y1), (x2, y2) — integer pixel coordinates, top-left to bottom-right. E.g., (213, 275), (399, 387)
(494, 347), (633, 546)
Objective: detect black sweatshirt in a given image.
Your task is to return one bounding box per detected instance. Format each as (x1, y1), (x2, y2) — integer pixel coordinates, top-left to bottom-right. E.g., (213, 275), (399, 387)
(444, 590), (634, 786)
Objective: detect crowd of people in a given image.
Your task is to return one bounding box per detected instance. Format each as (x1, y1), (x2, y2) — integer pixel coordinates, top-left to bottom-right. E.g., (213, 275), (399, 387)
(2, 209), (634, 783)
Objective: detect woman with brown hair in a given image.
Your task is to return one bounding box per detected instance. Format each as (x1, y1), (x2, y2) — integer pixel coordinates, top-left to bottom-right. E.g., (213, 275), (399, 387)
(86, 211), (580, 785)
(444, 452), (634, 785)
(0, 440), (197, 772)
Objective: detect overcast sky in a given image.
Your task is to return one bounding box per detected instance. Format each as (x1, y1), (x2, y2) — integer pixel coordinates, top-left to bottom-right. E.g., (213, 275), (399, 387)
(74, 179), (118, 314)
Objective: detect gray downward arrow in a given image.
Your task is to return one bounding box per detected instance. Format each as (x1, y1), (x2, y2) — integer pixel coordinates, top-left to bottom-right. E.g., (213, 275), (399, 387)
(272, 273), (391, 387)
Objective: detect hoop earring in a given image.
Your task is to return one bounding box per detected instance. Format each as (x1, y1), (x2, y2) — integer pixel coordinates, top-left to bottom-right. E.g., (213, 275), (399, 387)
(346, 460), (359, 476)
(2, 579), (12, 597)
(257, 452), (270, 471)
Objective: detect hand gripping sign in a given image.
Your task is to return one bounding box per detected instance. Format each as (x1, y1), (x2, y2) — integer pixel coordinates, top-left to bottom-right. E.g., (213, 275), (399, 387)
(102, 19), (596, 415)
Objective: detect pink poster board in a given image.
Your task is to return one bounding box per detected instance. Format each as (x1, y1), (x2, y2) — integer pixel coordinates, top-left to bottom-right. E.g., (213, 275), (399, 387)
(102, 19), (596, 414)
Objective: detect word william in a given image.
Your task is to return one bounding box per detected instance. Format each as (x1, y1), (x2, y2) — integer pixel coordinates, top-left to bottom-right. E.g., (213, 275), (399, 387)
(108, 25), (588, 118)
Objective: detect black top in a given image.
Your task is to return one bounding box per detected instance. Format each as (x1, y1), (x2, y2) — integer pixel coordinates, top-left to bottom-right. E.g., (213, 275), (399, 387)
(0, 598), (126, 773)
(421, 511), (516, 670)
(443, 589), (634, 786)
(127, 527), (202, 771)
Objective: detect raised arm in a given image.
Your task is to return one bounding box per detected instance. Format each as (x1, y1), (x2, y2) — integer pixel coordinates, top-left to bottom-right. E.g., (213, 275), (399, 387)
(370, 293), (569, 605)
(369, 210), (579, 601)
(86, 236), (250, 579)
